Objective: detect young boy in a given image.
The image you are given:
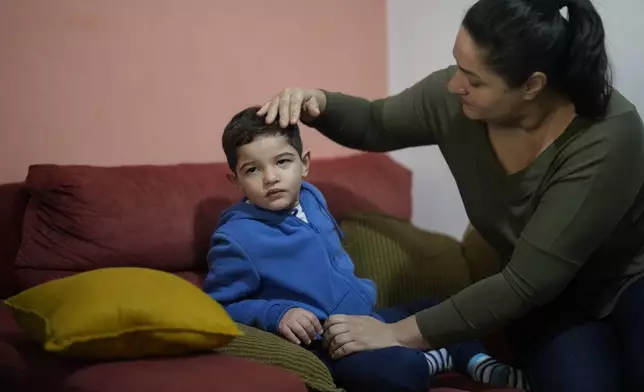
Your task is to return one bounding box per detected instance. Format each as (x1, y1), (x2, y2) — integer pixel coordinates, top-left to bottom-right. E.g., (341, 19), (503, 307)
(203, 106), (531, 392)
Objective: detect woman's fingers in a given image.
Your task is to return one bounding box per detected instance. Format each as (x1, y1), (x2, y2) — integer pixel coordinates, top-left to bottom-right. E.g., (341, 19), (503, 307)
(264, 95), (282, 124)
(303, 96), (321, 118)
(278, 89), (293, 127)
(287, 89), (303, 124)
(258, 88), (323, 127)
(256, 100), (271, 116)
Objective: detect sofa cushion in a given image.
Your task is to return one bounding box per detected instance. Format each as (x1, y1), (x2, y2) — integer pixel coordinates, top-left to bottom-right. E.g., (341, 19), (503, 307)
(4, 267), (240, 360)
(0, 183), (28, 299)
(13, 153), (411, 290)
(217, 324), (342, 392)
(340, 213), (473, 308)
(0, 303), (306, 392)
(15, 162), (235, 277)
(461, 225), (504, 283)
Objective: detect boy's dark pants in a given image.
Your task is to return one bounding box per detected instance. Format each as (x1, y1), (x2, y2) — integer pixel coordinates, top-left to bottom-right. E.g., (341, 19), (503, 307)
(308, 298), (488, 392)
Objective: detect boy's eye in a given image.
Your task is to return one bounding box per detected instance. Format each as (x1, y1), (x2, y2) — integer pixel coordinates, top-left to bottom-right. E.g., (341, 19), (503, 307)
(245, 167), (258, 174)
(277, 159), (292, 166)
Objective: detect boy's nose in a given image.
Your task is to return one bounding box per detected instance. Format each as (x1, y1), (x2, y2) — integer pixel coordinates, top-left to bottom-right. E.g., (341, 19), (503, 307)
(263, 169), (279, 184)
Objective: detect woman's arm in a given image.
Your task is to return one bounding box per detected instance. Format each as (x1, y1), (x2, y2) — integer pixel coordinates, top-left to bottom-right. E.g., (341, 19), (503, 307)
(308, 67), (459, 152)
(259, 67), (460, 152)
(413, 111), (644, 348)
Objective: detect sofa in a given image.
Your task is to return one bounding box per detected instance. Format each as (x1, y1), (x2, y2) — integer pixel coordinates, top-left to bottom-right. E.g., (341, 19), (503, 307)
(0, 152), (517, 392)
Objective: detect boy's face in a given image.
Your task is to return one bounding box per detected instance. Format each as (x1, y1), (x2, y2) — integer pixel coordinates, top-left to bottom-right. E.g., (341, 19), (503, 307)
(229, 135), (310, 211)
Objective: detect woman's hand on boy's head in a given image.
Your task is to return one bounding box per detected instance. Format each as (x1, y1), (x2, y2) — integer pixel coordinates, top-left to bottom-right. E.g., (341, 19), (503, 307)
(278, 307), (323, 345)
(257, 88), (327, 128)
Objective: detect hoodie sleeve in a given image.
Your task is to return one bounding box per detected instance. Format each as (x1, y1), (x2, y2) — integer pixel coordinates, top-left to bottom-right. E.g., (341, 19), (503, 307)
(203, 232), (296, 334)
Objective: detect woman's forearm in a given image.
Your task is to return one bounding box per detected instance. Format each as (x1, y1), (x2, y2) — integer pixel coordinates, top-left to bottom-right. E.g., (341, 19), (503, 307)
(306, 91), (394, 152)
(307, 68), (456, 152)
(392, 315), (433, 351)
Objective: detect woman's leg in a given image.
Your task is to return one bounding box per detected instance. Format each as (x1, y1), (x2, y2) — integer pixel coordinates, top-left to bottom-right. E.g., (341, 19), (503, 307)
(510, 300), (621, 392)
(609, 276), (644, 391)
(527, 321), (620, 392)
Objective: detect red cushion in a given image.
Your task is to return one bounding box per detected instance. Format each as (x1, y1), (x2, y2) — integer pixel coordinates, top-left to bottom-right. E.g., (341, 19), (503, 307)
(14, 153), (411, 290)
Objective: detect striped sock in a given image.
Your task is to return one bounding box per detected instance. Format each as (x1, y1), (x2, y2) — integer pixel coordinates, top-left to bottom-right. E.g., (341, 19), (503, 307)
(424, 348), (453, 376)
(467, 353), (531, 391)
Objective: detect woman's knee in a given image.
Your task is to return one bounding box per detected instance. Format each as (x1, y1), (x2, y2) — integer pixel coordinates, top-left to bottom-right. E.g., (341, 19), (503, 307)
(330, 346), (431, 392)
(526, 322), (620, 392)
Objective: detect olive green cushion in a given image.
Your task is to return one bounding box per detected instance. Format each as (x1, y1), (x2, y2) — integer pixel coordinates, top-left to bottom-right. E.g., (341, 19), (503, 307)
(340, 213), (473, 307)
(216, 324), (342, 392)
(461, 225), (504, 282)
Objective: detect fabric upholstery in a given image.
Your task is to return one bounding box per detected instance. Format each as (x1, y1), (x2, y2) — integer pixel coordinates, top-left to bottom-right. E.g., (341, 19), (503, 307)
(0, 183), (27, 299)
(0, 303), (305, 392)
(12, 153), (411, 291)
(341, 213), (473, 307)
(461, 225), (504, 282)
(217, 324), (342, 392)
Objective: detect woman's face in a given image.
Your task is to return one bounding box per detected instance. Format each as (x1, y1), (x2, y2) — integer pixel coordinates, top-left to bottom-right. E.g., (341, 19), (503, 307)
(447, 26), (529, 124)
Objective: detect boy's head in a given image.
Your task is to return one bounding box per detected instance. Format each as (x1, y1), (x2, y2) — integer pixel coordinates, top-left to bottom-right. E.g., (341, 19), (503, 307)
(222, 106), (310, 212)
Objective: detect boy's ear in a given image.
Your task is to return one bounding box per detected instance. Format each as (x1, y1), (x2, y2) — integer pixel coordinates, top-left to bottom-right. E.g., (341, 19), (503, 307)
(301, 150), (311, 177)
(226, 172), (239, 187)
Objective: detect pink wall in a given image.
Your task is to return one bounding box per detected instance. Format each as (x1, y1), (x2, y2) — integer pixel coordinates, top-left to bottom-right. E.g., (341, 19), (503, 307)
(0, 0), (386, 183)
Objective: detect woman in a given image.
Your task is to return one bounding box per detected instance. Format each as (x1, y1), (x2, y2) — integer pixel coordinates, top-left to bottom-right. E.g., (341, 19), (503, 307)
(256, 0), (644, 391)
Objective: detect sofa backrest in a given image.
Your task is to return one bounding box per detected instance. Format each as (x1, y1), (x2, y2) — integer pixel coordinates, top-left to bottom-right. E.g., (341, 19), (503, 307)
(0, 153), (411, 297)
(0, 183), (29, 299)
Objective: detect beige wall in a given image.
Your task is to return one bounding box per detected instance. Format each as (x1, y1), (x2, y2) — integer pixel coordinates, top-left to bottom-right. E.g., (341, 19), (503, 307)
(0, 0), (387, 183)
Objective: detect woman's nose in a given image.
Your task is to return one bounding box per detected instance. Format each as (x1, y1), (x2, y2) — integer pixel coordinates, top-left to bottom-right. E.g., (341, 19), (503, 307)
(447, 72), (467, 96)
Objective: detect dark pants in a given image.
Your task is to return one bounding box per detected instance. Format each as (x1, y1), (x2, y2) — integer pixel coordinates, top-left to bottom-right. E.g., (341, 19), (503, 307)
(509, 277), (644, 392)
(310, 298), (487, 392)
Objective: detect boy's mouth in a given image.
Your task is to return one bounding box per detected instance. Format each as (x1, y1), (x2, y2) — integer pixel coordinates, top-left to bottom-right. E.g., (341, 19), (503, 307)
(265, 189), (286, 197)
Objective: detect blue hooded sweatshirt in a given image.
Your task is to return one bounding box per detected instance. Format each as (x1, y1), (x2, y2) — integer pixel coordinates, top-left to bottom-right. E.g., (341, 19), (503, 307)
(203, 181), (377, 334)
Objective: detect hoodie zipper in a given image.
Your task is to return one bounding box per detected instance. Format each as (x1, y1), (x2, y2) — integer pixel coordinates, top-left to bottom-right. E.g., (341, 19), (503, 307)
(292, 209), (373, 308)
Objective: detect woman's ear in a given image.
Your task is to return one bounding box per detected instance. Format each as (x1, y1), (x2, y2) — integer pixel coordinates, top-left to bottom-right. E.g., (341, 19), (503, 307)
(523, 71), (548, 101)
(301, 151), (311, 177)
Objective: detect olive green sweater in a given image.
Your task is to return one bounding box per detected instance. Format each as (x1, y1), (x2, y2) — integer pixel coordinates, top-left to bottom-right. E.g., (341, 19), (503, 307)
(308, 66), (644, 347)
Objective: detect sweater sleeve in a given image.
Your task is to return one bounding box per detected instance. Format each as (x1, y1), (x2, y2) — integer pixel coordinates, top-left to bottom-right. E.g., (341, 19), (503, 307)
(203, 232), (296, 334)
(306, 67), (459, 152)
(415, 112), (644, 347)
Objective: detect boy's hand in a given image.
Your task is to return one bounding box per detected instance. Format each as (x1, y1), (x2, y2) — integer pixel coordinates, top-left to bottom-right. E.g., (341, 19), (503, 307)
(278, 308), (323, 345)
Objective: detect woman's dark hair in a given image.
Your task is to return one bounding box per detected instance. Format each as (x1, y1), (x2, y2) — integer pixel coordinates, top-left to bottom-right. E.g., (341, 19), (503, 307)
(463, 0), (612, 119)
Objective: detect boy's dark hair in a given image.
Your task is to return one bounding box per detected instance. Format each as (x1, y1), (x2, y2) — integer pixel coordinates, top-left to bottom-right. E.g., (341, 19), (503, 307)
(463, 0), (612, 119)
(222, 106), (303, 171)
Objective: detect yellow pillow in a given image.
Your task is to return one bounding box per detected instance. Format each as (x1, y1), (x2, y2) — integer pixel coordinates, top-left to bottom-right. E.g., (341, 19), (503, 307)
(4, 267), (242, 359)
